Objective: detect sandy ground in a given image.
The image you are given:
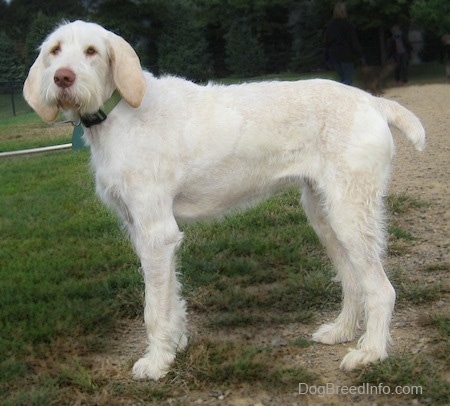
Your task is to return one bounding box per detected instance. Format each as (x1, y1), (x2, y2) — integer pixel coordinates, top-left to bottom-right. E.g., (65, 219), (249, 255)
(95, 84), (449, 405)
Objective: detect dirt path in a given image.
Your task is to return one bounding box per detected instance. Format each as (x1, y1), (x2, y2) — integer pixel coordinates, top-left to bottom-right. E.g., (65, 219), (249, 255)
(388, 84), (449, 268)
(97, 84), (449, 405)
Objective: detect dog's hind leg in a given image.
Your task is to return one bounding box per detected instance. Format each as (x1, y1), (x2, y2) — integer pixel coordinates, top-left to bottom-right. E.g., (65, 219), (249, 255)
(316, 180), (395, 370)
(302, 181), (362, 345)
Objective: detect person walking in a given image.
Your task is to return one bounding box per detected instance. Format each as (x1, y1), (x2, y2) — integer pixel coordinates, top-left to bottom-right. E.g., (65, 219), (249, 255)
(387, 25), (412, 86)
(325, 1), (364, 86)
(441, 34), (450, 82)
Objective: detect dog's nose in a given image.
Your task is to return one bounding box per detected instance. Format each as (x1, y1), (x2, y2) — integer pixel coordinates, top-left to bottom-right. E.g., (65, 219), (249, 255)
(54, 69), (76, 88)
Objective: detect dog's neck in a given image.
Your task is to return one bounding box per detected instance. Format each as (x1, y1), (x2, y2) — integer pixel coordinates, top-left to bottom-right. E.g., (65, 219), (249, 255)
(80, 90), (122, 128)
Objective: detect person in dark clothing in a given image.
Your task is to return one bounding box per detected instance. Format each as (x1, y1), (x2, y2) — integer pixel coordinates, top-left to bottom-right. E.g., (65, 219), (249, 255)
(442, 34), (450, 82)
(387, 25), (412, 86)
(325, 1), (363, 85)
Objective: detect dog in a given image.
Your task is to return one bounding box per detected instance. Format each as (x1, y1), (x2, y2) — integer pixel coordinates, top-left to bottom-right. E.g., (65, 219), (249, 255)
(24, 21), (425, 380)
(360, 62), (396, 95)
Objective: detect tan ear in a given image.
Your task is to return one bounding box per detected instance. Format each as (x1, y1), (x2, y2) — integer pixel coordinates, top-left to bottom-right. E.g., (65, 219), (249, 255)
(23, 53), (59, 122)
(107, 32), (146, 108)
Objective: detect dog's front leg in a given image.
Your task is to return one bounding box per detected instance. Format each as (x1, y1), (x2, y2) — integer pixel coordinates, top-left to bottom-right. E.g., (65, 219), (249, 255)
(130, 217), (188, 380)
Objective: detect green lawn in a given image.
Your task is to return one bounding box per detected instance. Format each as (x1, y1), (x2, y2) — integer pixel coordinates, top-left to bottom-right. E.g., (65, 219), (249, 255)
(0, 112), (72, 153)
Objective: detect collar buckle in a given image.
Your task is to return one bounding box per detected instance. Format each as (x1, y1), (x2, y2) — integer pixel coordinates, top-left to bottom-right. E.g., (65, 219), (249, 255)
(81, 110), (107, 128)
(80, 90), (122, 128)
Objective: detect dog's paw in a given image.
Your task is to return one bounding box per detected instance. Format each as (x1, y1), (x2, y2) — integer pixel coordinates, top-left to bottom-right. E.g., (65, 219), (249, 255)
(132, 329), (188, 380)
(132, 344), (177, 381)
(176, 331), (189, 352)
(339, 348), (386, 371)
(132, 356), (171, 380)
(312, 322), (356, 345)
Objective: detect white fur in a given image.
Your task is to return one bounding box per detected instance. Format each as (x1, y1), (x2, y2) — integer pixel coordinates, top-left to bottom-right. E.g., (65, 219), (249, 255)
(24, 21), (426, 379)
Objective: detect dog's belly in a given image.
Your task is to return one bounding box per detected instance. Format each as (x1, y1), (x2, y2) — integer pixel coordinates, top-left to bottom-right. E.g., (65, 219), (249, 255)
(171, 144), (321, 223)
(172, 171), (298, 223)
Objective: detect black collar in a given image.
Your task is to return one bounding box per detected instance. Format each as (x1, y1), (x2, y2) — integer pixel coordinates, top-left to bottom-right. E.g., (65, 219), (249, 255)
(80, 90), (122, 128)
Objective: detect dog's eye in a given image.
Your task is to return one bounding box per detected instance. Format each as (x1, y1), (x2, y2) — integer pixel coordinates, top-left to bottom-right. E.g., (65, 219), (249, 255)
(50, 44), (61, 55)
(85, 46), (97, 56)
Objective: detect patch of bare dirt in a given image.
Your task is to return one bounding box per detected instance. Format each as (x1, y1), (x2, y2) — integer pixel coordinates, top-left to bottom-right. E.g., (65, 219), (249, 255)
(92, 83), (449, 405)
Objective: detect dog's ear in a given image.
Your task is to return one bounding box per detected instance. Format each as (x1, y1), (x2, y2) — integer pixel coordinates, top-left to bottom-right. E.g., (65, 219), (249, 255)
(107, 32), (146, 108)
(23, 53), (59, 122)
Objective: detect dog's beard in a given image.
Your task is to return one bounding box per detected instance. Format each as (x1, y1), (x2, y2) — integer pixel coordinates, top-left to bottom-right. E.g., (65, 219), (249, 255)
(44, 74), (109, 117)
(62, 86), (103, 114)
(55, 88), (80, 110)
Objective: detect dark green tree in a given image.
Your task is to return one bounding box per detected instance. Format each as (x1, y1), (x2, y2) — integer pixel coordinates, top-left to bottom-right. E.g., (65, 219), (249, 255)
(194, 0), (294, 75)
(92, 0), (175, 71)
(24, 13), (62, 73)
(225, 18), (267, 76)
(92, 0), (143, 43)
(2, 0), (449, 81)
(289, 0), (327, 72)
(411, 0), (450, 35)
(0, 31), (22, 82)
(157, 2), (212, 81)
(3, 0), (85, 56)
(344, 0), (412, 64)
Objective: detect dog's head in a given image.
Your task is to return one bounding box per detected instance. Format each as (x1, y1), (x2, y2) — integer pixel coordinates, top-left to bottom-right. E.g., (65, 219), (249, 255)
(23, 20), (146, 122)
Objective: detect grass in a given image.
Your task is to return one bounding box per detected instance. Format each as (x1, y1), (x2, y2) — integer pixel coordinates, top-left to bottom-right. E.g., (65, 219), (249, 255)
(0, 150), (143, 400)
(354, 352), (450, 405)
(387, 193), (428, 214)
(387, 193), (429, 256)
(390, 268), (446, 305)
(180, 189), (340, 329)
(0, 112), (72, 152)
(1, 71), (448, 404)
(173, 339), (317, 389)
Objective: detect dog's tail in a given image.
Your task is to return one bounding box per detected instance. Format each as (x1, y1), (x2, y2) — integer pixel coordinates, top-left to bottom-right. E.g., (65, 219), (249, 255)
(377, 98), (426, 151)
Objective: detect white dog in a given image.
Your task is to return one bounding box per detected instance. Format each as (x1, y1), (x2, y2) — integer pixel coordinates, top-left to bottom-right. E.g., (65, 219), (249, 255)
(24, 21), (425, 380)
